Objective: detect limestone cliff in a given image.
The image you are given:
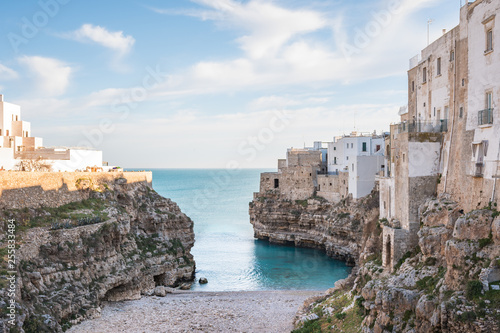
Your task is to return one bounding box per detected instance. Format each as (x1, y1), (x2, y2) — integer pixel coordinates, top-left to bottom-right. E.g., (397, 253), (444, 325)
(249, 191), (380, 266)
(292, 195), (500, 333)
(0, 179), (195, 332)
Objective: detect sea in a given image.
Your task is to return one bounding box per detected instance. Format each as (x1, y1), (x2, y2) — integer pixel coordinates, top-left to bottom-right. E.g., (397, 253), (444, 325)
(145, 168), (351, 291)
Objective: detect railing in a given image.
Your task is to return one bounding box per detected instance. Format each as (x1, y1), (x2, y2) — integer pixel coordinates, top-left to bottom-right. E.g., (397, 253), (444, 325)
(478, 108), (493, 126)
(396, 120), (448, 134)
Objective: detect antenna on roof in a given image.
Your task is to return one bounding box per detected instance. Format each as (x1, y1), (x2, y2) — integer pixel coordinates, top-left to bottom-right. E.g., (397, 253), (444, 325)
(427, 18), (434, 45)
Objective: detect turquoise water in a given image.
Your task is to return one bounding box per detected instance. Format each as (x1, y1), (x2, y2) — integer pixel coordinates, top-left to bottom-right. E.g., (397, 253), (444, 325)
(148, 169), (351, 291)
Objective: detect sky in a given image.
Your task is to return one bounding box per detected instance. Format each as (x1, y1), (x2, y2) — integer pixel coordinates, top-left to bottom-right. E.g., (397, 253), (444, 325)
(0, 0), (461, 168)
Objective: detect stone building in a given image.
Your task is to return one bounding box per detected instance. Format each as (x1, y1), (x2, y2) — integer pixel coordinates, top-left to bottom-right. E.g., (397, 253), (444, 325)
(258, 148), (323, 201)
(0, 95), (103, 171)
(380, 0), (500, 270)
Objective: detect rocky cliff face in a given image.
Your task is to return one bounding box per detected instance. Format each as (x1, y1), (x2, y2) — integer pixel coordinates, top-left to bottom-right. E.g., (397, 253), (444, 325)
(292, 195), (500, 333)
(0, 180), (195, 332)
(249, 191), (380, 266)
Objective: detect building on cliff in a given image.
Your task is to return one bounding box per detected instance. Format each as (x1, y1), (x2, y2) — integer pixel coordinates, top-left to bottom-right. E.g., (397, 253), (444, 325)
(0, 95), (103, 171)
(326, 132), (386, 200)
(259, 148), (324, 201)
(257, 135), (385, 203)
(379, 0), (500, 271)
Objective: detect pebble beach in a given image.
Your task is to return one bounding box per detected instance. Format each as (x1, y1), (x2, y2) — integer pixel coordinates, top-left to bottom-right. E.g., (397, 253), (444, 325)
(68, 290), (322, 333)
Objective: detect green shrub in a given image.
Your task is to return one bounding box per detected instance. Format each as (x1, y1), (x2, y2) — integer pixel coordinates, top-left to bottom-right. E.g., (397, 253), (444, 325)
(458, 311), (477, 322)
(465, 280), (483, 300)
(335, 312), (347, 320)
(478, 233), (493, 248)
(402, 310), (413, 322)
(292, 319), (321, 333)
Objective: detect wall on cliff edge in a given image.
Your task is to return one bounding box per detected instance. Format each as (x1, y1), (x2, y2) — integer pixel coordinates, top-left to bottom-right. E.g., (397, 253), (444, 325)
(0, 171), (152, 209)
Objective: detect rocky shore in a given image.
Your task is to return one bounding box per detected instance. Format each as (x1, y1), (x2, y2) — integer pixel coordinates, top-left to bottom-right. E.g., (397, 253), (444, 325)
(288, 195), (500, 332)
(68, 290), (321, 333)
(0, 178), (196, 332)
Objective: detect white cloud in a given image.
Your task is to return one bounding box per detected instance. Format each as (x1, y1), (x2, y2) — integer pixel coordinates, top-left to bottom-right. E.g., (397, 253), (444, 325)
(69, 24), (135, 56)
(0, 64), (18, 80)
(18, 56), (72, 96)
(146, 0), (449, 96)
(185, 0), (327, 59)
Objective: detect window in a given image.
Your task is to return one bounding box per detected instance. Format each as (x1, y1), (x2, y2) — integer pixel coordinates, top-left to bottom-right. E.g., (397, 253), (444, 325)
(459, 107), (463, 118)
(376, 145), (381, 152)
(423, 67), (427, 83)
(346, 143), (349, 149)
(362, 142), (367, 152)
(352, 164), (354, 171)
(486, 29), (493, 52)
(274, 179), (279, 189)
(333, 147), (336, 151)
(462, 79), (465, 87)
(6, 130), (9, 136)
(346, 156), (349, 160)
(412, 81), (415, 92)
(437, 58), (441, 75)
(334, 157), (337, 164)
(402, 153), (405, 162)
(486, 92), (493, 109)
(0, 129), (2, 135)
(351, 143), (354, 148)
(450, 50), (455, 61)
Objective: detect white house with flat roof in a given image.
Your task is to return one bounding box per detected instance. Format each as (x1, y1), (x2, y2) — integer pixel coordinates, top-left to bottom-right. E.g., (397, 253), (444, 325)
(0, 95), (103, 171)
(327, 132), (385, 199)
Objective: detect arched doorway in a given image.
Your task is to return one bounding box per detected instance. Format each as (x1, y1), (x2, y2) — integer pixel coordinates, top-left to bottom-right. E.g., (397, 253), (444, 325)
(385, 236), (392, 269)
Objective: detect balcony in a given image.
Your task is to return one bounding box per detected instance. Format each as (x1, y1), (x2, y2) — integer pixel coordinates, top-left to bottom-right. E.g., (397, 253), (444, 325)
(396, 120), (448, 134)
(478, 108), (493, 126)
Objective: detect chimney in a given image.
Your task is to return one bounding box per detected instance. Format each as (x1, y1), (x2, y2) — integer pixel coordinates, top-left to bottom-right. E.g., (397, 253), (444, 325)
(442, 29), (447, 35)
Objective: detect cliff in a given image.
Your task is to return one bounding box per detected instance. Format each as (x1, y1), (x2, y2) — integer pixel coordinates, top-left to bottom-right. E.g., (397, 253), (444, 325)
(249, 191), (381, 266)
(0, 177), (195, 332)
(291, 195), (500, 333)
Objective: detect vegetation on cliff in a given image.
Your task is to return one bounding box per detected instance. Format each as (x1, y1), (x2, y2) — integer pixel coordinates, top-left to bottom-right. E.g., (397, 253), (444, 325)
(292, 195), (500, 332)
(0, 180), (195, 332)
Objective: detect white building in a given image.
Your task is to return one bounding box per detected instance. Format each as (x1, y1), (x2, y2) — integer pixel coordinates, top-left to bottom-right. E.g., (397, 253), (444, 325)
(327, 132), (385, 199)
(0, 95), (103, 171)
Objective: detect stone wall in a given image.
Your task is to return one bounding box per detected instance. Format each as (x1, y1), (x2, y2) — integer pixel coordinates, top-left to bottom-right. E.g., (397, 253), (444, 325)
(0, 171), (152, 209)
(317, 174), (341, 202)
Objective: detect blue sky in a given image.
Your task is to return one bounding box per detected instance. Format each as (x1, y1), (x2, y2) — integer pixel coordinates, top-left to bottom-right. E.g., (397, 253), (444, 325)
(0, 0), (460, 168)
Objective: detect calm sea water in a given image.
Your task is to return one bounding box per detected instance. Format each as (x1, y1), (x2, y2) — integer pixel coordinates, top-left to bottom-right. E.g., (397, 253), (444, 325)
(147, 169), (351, 291)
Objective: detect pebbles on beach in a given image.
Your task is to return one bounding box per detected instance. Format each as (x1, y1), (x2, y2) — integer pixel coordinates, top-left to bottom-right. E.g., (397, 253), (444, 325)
(68, 290), (321, 333)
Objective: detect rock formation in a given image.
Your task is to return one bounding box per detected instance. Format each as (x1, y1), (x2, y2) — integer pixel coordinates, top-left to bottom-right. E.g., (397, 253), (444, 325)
(0, 179), (195, 332)
(290, 194), (500, 333)
(250, 191), (380, 266)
